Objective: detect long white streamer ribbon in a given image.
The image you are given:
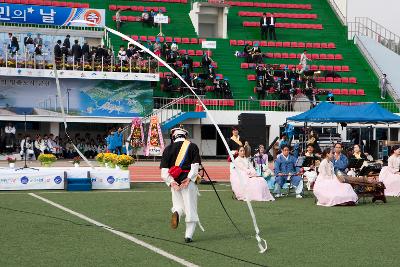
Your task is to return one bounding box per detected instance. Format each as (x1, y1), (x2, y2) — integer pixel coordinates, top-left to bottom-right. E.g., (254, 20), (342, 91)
(71, 20), (268, 253)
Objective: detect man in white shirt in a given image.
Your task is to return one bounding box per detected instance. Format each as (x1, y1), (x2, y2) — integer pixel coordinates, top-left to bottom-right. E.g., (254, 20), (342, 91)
(267, 13), (277, 40)
(259, 13), (268, 40)
(299, 50), (311, 74)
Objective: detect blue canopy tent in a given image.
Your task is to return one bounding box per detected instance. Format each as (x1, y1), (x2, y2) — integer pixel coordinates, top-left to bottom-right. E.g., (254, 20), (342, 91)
(287, 102), (400, 123)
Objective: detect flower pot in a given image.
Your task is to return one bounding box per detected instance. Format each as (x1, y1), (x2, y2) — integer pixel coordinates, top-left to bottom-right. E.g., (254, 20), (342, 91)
(74, 163), (80, 168)
(9, 163), (15, 169)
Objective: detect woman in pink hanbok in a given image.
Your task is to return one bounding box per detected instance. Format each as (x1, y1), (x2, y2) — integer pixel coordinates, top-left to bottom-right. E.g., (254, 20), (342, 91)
(314, 148), (358, 206)
(379, 145), (400, 197)
(230, 147), (274, 202)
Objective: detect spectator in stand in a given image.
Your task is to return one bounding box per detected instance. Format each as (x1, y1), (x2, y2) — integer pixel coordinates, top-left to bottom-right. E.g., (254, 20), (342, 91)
(206, 64), (215, 80)
(222, 78), (232, 98)
(251, 42), (262, 64)
(299, 50), (311, 74)
(380, 73), (389, 100)
(33, 134), (45, 158)
(166, 51), (177, 69)
(54, 40), (62, 60)
(64, 140), (75, 159)
(162, 41), (170, 58)
(150, 9), (156, 27)
(260, 13), (269, 40)
(24, 33), (34, 46)
(243, 44), (252, 63)
(181, 53), (193, 72)
(34, 44), (42, 56)
(326, 91), (334, 102)
(63, 34), (71, 51)
(115, 9), (122, 31)
(256, 76), (266, 100)
(267, 13), (277, 40)
(20, 135), (34, 160)
(61, 44), (69, 61)
(34, 34), (43, 46)
(9, 34), (19, 55)
(201, 52), (212, 74)
(114, 127), (124, 155)
(163, 75), (174, 94)
(182, 64), (191, 78)
(153, 39), (162, 57)
(71, 40), (82, 63)
(117, 45), (127, 63)
(82, 41), (90, 59)
(170, 41), (178, 53)
(43, 134), (53, 154)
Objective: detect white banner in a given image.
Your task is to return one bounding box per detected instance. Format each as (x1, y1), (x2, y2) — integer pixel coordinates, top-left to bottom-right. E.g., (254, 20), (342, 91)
(154, 15), (169, 24)
(201, 41), (217, 49)
(0, 169), (64, 190)
(0, 68), (160, 81)
(90, 169), (130, 190)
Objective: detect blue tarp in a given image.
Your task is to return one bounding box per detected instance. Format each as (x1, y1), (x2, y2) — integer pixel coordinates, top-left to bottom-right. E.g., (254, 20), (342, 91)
(287, 102), (400, 123)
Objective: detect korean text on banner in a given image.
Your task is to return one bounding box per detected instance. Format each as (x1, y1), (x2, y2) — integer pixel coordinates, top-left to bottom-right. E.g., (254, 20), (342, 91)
(0, 3), (105, 27)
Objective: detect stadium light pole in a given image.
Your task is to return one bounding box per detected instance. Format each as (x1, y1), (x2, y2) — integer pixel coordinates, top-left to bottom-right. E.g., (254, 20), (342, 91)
(70, 20), (268, 253)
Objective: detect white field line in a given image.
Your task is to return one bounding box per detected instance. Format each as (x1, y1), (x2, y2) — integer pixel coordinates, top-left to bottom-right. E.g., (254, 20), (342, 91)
(28, 193), (199, 267)
(0, 189), (231, 195)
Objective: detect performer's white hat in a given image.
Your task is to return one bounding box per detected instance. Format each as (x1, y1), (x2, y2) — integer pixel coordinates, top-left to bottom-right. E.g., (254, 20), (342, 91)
(170, 126), (188, 138)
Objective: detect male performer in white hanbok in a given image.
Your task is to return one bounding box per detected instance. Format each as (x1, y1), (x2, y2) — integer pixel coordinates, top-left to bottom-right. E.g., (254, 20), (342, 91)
(160, 127), (202, 243)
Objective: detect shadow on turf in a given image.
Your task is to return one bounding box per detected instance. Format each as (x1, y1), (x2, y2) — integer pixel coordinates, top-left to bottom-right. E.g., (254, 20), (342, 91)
(0, 205), (268, 267)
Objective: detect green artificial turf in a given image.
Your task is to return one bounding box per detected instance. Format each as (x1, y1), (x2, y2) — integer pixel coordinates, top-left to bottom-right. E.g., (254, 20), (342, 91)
(1, 183), (400, 266)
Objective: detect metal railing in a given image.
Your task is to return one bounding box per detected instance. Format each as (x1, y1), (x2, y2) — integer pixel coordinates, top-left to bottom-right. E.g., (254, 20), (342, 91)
(353, 35), (400, 102)
(153, 96), (400, 113)
(327, 0), (346, 26)
(348, 17), (400, 55)
(0, 49), (158, 74)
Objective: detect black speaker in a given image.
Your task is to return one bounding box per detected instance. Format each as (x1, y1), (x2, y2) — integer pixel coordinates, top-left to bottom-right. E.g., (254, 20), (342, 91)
(238, 113), (266, 152)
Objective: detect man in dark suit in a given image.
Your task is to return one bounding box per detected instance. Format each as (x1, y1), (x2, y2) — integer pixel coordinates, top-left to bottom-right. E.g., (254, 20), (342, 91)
(54, 40), (62, 60)
(82, 41), (90, 59)
(267, 13), (277, 40)
(63, 35), (71, 50)
(260, 13), (268, 40)
(71, 40), (82, 63)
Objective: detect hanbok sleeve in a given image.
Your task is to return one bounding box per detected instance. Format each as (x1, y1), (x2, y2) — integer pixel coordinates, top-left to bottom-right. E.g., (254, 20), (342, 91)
(387, 156), (400, 174)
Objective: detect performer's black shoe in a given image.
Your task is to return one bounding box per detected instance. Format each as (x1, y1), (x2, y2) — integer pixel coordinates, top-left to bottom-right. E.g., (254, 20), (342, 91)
(184, 238), (193, 243)
(171, 211), (179, 229)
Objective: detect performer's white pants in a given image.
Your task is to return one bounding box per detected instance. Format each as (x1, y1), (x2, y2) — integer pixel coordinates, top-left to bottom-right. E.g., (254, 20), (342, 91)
(171, 181), (199, 238)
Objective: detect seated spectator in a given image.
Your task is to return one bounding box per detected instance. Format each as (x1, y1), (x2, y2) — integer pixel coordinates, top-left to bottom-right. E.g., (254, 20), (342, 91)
(20, 135), (34, 160)
(153, 39), (162, 57)
(170, 41), (178, 53)
(24, 33), (34, 46)
(34, 44), (42, 56)
(326, 91), (334, 102)
(201, 53), (212, 73)
(117, 45), (127, 62)
(221, 78), (232, 99)
(251, 43), (262, 64)
(181, 53), (193, 72)
(243, 44), (252, 63)
(206, 65), (216, 80)
(163, 75), (175, 93)
(34, 34), (43, 46)
(166, 51), (177, 69)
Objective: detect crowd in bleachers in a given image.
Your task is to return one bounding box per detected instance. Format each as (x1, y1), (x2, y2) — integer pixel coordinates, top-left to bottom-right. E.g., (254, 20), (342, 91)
(1, 123), (112, 160)
(1, 31), (159, 73)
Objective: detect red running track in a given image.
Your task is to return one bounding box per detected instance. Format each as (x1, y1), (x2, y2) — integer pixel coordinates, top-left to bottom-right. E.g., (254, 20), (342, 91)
(129, 165), (230, 182)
